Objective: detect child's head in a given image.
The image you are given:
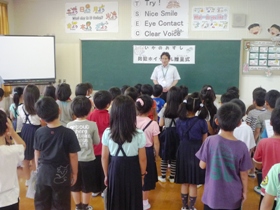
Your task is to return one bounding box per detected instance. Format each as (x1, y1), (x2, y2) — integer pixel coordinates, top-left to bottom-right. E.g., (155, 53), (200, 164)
(13, 87), (24, 107)
(179, 85), (189, 100)
(153, 84), (163, 97)
(164, 86), (182, 118)
(141, 84), (153, 96)
(0, 110), (7, 136)
(56, 83), (72, 101)
(275, 98), (280, 109)
(75, 83), (88, 96)
(265, 90), (280, 108)
(108, 87), (121, 101)
(93, 90), (112, 110)
(23, 84), (40, 115)
(121, 85), (130, 95)
(178, 92), (208, 120)
(43, 85), (56, 100)
(200, 85), (216, 105)
(124, 87), (138, 102)
(253, 87), (266, 106)
(0, 88), (4, 102)
(271, 107), (280, 135)
(35, 96), (59, 123)
(230, 99), (246, 117)
(227, 86), (239, 99)
(217, 102), (242, 132)
(134, 83), (142, 95)
(71, 96), (92, 118)
(136, 95), (153, 115)
(84, 82), (93, 96)
(110, 95), (137, 144)
(221, 92), (237, 104)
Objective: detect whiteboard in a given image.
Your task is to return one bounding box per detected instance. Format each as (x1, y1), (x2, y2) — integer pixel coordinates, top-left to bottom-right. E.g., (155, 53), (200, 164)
(0, 35), (56, 84)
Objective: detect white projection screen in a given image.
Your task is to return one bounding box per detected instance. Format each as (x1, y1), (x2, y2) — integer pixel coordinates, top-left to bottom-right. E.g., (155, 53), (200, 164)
(0, 35), (56, 84)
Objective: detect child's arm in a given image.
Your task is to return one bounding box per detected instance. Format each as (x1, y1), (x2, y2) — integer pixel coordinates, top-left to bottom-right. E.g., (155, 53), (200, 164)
(101, 145), (110, 186)
(153, 135), (160, 157)
(202, 133), (208, 142)
(34, 150), (40, 169)
(253, 160), (262, 170)
(138, 147), (147, 185)
(69, 152), (78, 186)
(260, 193), (275, 210)
(254, 127), (260, 141)
(240, 171), (248, 205)
(159, 117), (165, 127)
(199, 160), (206, 169)
(153, 107), (158, 121)
(6, 118), (26, 148)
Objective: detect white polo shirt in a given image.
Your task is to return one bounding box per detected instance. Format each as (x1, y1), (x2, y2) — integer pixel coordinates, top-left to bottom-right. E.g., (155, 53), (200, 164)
(150, 64), (181, 90)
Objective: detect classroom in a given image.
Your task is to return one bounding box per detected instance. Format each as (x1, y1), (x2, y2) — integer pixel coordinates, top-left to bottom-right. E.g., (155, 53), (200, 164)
(1, 0), (280, 210)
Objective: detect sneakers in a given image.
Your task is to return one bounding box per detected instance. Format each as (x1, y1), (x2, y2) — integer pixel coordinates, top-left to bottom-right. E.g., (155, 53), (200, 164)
(92, 192), (100, 197)
(197, 184), (202, 188)
(248, 173), (256, 178)
(158, 176), (166, 182)
(25, 179), (30, 187)
(84, 206), (93, 210)
(254, 186), (261, 194)
(143, 202), (151, 210)
(169, 178), (175, 183)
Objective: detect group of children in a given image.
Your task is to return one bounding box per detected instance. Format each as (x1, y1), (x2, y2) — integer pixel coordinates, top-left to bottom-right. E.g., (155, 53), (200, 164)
(1, 81), (280, 210)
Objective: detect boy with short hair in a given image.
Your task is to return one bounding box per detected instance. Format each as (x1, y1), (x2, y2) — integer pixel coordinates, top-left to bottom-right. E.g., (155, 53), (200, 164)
(196, 103), (252, 210)
(34, 97), (81, 210)
(253, 107), (280, 208)
(67, 96), (100, 210)
(87, 90), (112, 197)
(124, 87), (138, 102)
(152, 84), (165, 115)
(246, 87), (266, 132)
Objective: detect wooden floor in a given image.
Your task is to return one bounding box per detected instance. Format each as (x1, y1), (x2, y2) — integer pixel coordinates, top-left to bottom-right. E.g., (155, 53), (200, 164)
(18, 164), (260, 210)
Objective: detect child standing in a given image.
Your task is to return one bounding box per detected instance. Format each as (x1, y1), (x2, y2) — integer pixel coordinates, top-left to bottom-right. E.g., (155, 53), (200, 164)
(253, 107), (280, 208)
(56, 83), (73, 126)
(101, 95), (147, 210)
(152, 84), (165, 115)
(34, 97), (80, 210)
(9, 87), (24, 132)
(17, 85), (41, 182)
(175, 92), (208, 210)
(0, 111), (25, 210)
(246, 87), (266, 132)
(136, 95), (160, 210)
(158, 86), (181, 182)
(87, 90), (112, 197)
(200, 85), (217, 135)
(196, 103), (252, 210)
(43, 85), (56, 100)
(67, 96), (100, 210)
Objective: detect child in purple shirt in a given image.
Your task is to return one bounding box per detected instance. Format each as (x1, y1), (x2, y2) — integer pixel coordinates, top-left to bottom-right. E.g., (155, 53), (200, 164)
(196, 102), (252, 210)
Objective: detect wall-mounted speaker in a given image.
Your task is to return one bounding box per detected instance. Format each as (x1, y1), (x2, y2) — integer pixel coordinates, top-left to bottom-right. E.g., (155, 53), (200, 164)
(232, 14), (246, 27)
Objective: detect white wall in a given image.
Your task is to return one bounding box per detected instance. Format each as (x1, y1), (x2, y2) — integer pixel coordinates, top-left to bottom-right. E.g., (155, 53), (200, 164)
(8, 0), (280, 106)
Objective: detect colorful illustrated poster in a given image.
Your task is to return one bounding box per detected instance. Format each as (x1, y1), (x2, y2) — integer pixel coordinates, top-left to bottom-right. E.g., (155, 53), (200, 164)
(243, 41), (280, 72)
(133, 45), (195, 64)
(131, 0), (189, 39)
(192, 6), (229, 31)
(65, 2), (118, 33)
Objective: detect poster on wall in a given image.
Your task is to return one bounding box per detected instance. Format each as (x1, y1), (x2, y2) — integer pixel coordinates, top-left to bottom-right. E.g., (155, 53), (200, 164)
(192, 6), (229, 31)
(65, 2), (118, 33)
(131, 0), (189, 39)
(133, 45), (195, 64)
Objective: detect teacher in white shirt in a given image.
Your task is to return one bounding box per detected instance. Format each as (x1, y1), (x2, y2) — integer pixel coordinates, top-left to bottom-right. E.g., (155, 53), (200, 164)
(150, 52), (181, 101)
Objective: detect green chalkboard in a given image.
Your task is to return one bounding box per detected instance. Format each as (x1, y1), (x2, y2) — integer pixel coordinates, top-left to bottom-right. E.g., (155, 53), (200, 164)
(81, 40), (240, 94)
